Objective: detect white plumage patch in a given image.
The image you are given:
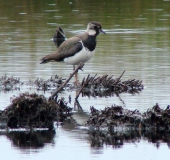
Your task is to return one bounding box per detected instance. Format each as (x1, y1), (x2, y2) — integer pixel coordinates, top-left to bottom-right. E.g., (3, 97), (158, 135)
(64, 41), (95, 65)
(87, 29), (96, 36)
(86, 26), (96, 35)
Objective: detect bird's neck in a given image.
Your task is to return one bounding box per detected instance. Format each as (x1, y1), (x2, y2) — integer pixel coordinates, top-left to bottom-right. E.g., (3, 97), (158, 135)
(83, 35), (97, 51)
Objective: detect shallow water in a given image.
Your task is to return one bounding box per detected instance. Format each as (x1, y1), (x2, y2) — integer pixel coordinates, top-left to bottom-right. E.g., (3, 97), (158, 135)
(0, 0), (170, 159)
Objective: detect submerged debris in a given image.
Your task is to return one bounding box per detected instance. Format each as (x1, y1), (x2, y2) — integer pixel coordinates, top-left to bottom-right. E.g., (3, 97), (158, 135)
(0, 74), (68, 92)
(49, 63), (85, 100)
(0, 71), (144, 98)
(26, 75), (66, 91)
(0, 75), (22, 91)
(0, 93), (72, 129)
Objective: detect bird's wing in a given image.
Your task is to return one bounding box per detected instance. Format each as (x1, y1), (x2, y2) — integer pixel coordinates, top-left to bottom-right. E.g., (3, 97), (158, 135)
(40, 36), (83, 64)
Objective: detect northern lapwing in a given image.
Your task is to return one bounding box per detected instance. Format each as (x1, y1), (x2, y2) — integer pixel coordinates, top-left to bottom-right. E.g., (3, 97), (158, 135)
(40, 21), (106, 84)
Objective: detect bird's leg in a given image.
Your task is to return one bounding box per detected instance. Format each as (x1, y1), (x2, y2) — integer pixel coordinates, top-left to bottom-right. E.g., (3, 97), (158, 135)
(73, 65), (75, 71)
(75, 70), (79, 87)
(73, 65), (79, 87)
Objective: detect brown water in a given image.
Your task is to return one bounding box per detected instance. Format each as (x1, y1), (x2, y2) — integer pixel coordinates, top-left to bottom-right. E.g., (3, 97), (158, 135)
(0, 0), (170, 159)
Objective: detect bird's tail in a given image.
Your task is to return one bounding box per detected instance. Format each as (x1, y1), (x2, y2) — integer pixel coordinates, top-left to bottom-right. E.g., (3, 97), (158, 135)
(40, 53), (58, 64)
(40, 57), (48, 64)
(40, 54), (51, 64)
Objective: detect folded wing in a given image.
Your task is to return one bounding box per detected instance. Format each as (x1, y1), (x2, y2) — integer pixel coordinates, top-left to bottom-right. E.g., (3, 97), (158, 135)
(40, 36), (83, 64)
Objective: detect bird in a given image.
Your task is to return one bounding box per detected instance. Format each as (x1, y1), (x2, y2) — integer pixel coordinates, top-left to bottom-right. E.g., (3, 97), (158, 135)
(40, 21), (106, 84)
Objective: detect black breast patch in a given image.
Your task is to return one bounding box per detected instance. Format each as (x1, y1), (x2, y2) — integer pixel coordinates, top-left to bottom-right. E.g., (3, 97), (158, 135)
(83, 36), (96, 51)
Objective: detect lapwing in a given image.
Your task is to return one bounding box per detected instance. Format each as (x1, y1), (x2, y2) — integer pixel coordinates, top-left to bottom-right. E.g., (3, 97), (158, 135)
(40, 21), (106, 84)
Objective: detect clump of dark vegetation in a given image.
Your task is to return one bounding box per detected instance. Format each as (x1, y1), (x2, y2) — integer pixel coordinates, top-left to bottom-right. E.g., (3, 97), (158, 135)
(0, 71), (144, 96)
(26, 75), (67, 91)
(86, 105), (142, 129)
(80, 73), (144, 96)
(0, 93), (72, 129)
(0, 75), (22, 91)
(0, 75), (70, 92)
(142, 103), (170, 130)
(86, 103), (170, 131)
(0, 73), (170, 137)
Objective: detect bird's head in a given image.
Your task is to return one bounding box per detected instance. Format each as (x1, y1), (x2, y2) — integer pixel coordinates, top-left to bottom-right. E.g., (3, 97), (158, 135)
(86, 21), (106, 36)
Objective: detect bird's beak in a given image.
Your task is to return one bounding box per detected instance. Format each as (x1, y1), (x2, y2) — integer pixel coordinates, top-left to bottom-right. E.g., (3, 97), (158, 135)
(99, 29), (106, 34)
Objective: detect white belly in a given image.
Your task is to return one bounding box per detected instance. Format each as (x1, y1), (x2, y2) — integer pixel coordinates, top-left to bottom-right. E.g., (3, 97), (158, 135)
(64, 47), (95, 65)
